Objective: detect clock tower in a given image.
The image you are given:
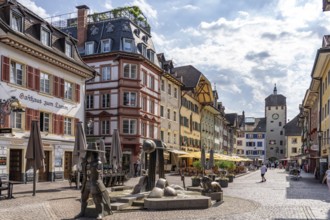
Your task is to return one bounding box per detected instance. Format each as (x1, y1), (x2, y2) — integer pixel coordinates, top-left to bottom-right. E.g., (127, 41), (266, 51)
(265, 84), (287, 162)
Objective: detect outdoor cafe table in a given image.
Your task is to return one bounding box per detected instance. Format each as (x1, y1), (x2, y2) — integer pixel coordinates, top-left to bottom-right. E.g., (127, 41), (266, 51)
(0, 181), (17, 199)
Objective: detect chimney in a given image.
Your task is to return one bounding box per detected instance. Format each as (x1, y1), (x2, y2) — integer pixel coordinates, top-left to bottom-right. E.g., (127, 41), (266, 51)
(76, 5), (89, 48)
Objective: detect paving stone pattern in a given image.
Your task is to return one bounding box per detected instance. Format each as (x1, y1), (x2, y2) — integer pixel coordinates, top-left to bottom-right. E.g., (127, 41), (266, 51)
(0, 169), (329, 220)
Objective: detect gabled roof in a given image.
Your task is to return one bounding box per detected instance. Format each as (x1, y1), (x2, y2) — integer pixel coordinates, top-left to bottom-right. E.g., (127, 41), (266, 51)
(283, 114), (302, 136)
(225, 113), (238, 127)
(173, 65), (201, 89)
(253, 118), (266, 132)
(265, 94), (286, 106)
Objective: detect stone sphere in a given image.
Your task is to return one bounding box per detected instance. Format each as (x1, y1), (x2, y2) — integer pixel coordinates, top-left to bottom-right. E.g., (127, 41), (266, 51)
(148, 187), (164, 198)
(155, 178), (168, 189)
(164, 186), (177, 197)
(143, 140), (156, 153)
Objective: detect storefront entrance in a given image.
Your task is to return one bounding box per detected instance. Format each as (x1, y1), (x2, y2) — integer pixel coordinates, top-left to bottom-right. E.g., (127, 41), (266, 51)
(38, 151), (50, 182)
(9, 149), (22, 181)
(64, 151), (72, 179)
(122, 151), (131, 175)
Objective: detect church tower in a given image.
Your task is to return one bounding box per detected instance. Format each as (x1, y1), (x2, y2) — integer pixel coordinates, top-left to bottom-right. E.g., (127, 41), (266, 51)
(265, 84), (287, 161)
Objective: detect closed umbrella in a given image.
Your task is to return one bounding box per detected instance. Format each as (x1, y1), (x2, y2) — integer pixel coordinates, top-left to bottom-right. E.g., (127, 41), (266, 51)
(73, 121), (87, 189)
(25, 120), (45, 196)
(209, 149), (214, 169)
(110, 129), (122, 173)
(99, 139), (107, 164)
(201, 147), (206, 173)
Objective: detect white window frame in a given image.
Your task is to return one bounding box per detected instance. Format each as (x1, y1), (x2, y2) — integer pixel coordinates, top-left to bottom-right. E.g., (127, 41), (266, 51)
(101, 120), (110, 135)
(65, 41), (73, 57)
(85, 41), (94, 55)
(141, 44), (147, 57)
(101, 65), (111, 81)
(86, 95), (94, 109)
(123, 38), (134, 52)
(101, 39), (111, 53)
(11, 12), (23, 32)
(123, 92), (137, 107)
(123, 119), (137, 134)
(41, 28), (51, 46)
(40, 72), (50, 94)
(147, 49), (155, 62)
(102, 93), (110, 108)
(167, 108), (171, 120)
(10, 60), (24, 86)
(64, 81), (73, 100)
(40, 112), (50, 132)
(11, 112), (23, 129)
(123, 63), (137, 79)
(64, 117), (72, 135)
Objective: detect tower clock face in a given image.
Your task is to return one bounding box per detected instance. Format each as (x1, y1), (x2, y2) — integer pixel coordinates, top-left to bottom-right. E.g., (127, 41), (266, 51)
(272, 113), (279, 120)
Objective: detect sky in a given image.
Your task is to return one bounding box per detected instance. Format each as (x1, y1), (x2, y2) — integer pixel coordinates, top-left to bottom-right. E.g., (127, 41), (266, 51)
(17, 0), (330, 121)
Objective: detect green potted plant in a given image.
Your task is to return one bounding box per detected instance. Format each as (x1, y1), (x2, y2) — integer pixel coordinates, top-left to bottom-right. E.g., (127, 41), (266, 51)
(226, 173), (235, 182)
(218, 176), (229, 187)
(191, 160), (202, 187)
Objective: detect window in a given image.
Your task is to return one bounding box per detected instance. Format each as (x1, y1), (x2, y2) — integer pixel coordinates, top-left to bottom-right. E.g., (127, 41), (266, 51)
(10, 61), (24, 86)
(161, 79), (165, 91)
(173, 111), (177, 121)
(41, 28), (51, 46)
(167, 108), (171, 119)
(168, 132), (171, 143)
(141, 96), (147, 111)
(85, 41), (94, 55)
(291, 138), (297, 144)
(64, 81), (73, 100)
(40, 112), (50, 132)
(142, 71), (147, 85)
(123, 119), (136, 134)
(160, 106), (164, 117)
(149, 124), (154, 138)
(101, 39), (111, 53)
(102, 94), (110, 108)
(160, 130), (164, 141)
(123, 92), (137, 106)
(174, 87), (178, 98)
(237, 140), (242, 146)
(40, 72), (50, 94)
(257, 141), (263, 147)
(86, 95), (94, 109)
(101, 120), (110, 134)
(147, 49), (155, 62)
(174, 133), (177, 144)
(11, 12), (23, 32)
(141, 122), (147, 137)
(141, 44), (147, 56)
(279, 122), (282, 126)
(168, 84), (172, 95)
(86, 123), (94, 135)
(280, 140), (283, 145)
(123, 63), (137, 79)
(65, 42), (73, 57)
(292, 147), (297, 153)
(101, 66), (111, 81)
(11, 112), (23, 129)
(149, 100), (154, 114)
(123, 38), (134, 52)
(64, 117), (72, 135)
(150, 75), (155, 90)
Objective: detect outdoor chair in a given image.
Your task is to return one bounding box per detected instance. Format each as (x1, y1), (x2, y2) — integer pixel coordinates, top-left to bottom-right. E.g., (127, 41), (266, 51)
(0, 178), (9, 199)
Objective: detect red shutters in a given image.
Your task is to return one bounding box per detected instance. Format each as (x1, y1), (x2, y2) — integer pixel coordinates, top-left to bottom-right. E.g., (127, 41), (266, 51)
(60, 78), (64, 99)
(3, 115), (10, 128)
(52, 113), (64, 135)
(1, 55), (10, 82)
(26, 66), (40, 91)
(53, 76), (59, 97)
(75, 84), (80, 103)
(25, 108), (39, 130)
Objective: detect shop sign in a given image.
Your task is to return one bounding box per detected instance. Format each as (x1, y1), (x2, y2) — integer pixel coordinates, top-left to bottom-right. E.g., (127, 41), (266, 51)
(0, 157), (6, 165)
(0, 128), (12, 134)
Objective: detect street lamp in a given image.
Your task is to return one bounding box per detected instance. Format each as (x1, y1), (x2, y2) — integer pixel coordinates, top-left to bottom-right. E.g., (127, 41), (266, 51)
(0, 96), (25, 126)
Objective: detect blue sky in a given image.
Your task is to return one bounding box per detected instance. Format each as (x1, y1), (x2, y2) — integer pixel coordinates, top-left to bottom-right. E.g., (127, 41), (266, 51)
(17, 0), (330, 120)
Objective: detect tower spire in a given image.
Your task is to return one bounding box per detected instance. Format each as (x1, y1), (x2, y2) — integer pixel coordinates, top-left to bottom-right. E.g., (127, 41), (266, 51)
(274, 83), (277, 95)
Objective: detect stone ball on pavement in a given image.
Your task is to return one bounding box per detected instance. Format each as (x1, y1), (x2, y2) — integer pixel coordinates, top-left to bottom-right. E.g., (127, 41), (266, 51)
(164, 186), (177, 197)
(148, 187), (164, 198)
(155, 178), (168, 189)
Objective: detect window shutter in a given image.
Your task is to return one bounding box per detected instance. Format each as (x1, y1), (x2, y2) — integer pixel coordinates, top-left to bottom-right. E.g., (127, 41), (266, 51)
(1, 56), (10, 82)
(33, 109), (39, 121)
(25, 108), (33, 130)
(60, 78), (64, 99)
(75, 84), (80, 103)
(34, 69), (40, 91)
(53, 76), (59, 97)
(59, 115), (64, 135)
(4, 114), (10, 128)
(26, 66), (34, 89)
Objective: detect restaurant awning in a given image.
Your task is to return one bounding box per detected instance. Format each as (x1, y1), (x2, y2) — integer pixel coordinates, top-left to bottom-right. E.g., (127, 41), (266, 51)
(167, 149), (189, 155)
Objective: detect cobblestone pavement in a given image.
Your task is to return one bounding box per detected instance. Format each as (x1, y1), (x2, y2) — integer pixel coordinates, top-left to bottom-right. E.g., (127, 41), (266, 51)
(0, 169), (329, 220)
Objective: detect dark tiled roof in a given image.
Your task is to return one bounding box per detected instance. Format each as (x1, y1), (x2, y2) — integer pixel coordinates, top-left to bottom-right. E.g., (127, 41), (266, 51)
(283, 115), (301, 136)
(265, 94), (286, 106)
(172, 65), (202, 89)
(225, 113), (237, 126)
(253, 118), (266, 132)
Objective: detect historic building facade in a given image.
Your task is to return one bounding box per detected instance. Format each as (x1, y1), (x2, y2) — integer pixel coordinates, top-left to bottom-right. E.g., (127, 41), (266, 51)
(283, 115), (302, 160)
(244, 117), (266, 162)
(0, 1), (94, 182)
(265, 85), (287, 161)
(58, 6), (163, 175)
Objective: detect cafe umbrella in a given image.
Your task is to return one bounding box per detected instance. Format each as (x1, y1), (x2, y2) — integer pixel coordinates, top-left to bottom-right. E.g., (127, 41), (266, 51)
(110, 129), (122, 173)
(209, 148), (215, 169)
(25, 120), (45, 196)
(73, 121), (87, 189)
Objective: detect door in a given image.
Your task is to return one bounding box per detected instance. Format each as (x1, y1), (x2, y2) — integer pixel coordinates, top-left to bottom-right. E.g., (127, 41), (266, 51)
(122, 151), (131, 175)
(38, 151), (50, 182)
(64, 151), (72, 179)
(9, 149), (22, 181)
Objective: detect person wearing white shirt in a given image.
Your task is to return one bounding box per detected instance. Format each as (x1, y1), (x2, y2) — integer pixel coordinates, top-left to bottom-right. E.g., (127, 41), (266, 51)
(260, 164), (267, 182)
(323, 165), (330, 191)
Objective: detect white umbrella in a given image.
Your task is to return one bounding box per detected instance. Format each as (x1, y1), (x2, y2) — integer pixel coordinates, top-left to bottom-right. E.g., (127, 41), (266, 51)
(25, 120), (45, 196)
(209, 149), (214, 169)
(110, 129), (122, 173)
(73, 121), (87, 189)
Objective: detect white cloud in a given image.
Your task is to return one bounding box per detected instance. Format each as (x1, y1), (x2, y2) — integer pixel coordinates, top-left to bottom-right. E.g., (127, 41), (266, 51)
(130, 0), (157, 20)
(104, 0), (113, 10)
(17, 0), (49, 18)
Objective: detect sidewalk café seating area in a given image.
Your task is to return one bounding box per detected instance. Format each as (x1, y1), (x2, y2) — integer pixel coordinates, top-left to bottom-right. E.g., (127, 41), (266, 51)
(0, 178), (14, 200)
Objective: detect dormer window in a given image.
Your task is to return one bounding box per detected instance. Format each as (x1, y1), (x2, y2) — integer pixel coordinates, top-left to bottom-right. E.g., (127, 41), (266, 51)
(65, 41), (73, 58)
(123, 38), (134, 52)
(11, 11), (23, 32)
(147, 49), (155, 63)
(101, 39), (111, 53)
(41, 28), (51, 46)
(85, 41), (94, 55)
(141, 44), (147, 57)
(142, 35), (148, 43)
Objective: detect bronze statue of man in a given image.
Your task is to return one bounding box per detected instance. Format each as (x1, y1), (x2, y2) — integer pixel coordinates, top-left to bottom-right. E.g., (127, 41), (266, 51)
(75, 143), (112, 220)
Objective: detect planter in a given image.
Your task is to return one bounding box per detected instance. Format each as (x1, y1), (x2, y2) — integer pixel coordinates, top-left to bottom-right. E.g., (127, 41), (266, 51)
(219, 179), (228, 188)
(227, 175), (234, 183)
(191, 177), (201, 187)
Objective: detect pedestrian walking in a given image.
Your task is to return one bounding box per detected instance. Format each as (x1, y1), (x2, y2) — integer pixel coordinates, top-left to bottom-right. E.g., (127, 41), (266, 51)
(260, 164), (267, 182)
(322, 165), (330, 191)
